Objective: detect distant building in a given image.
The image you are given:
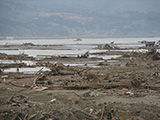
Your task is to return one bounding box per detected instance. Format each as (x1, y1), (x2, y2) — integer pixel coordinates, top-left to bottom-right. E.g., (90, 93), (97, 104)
(6, 36), (14, 40)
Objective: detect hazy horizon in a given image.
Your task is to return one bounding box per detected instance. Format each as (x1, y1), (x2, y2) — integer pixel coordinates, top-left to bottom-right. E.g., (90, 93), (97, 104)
(0, 0), (160, 37)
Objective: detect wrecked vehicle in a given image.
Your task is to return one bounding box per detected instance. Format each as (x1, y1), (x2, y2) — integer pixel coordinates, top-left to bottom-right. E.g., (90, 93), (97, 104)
(141, 40), (160, 47)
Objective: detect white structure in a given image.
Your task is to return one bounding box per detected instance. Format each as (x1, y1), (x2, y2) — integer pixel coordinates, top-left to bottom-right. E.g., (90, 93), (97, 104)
(6, 36), (14, 40)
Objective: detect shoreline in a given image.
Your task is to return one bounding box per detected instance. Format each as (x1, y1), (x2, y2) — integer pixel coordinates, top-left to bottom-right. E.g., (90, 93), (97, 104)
(0, 36), (160, 40)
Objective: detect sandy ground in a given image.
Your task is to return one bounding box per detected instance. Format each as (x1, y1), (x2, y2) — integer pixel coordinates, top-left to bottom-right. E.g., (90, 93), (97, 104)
(0, 44), (160, 120)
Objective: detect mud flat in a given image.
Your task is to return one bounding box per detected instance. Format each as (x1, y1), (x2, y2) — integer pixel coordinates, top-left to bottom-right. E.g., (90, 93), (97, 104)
(0, 43), (160, 120)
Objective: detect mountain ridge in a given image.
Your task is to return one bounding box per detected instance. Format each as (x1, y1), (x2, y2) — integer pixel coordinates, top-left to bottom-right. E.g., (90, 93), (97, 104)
(0, 0), (160, 37)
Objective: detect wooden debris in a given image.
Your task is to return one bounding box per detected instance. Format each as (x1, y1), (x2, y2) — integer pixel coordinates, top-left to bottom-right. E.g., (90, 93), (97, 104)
(31, 68), (44, 88)
(9, 81), (30, 88)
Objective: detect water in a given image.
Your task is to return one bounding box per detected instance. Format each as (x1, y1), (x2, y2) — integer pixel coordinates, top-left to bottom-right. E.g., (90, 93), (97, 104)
(89, 55), (122, 60)
(4, 67), (50, 74)
(0, 60), (36, 66)
(0, 37), (159, 69)
(0, 37), (160, 45)
(0, 49), (109, 57)
(1, 37), (158, 57)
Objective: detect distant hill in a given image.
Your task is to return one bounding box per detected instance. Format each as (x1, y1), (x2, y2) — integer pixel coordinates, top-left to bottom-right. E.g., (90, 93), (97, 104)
(0, 0), (160, 37)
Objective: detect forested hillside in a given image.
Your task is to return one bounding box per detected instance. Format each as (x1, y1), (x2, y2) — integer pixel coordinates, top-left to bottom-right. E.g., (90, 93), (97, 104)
(0, 0), (160, 37)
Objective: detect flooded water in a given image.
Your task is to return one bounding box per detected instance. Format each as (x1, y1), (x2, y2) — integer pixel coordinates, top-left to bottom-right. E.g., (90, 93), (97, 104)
(4, 67), (50, 74)
(89, 55), (122, 60)
(0, 37), (159, 57)
(0, 37), (160, 45)
(0, 60), (36, 66)
(0, 49), (109, 57)
(0, 60), (22, 64)
(0, 37), (159, 70)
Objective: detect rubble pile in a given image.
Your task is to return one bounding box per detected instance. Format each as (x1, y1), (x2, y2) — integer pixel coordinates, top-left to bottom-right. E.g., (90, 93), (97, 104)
(97, 42), (120, 50)
(122, 48), (160, 61)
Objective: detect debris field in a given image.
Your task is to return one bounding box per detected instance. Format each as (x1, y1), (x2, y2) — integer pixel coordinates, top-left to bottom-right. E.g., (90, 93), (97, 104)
(0, 44), (160, 120)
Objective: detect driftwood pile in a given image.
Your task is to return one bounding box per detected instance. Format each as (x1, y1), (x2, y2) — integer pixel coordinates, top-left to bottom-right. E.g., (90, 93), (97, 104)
(124, 48), (160, 60)
(7, 62), (160, 92)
